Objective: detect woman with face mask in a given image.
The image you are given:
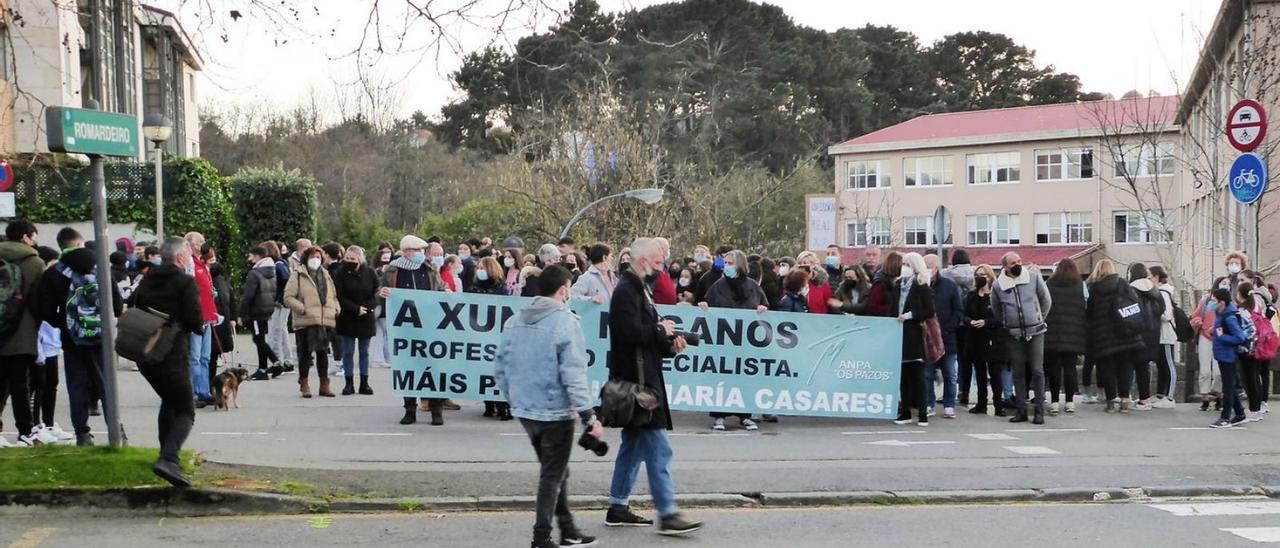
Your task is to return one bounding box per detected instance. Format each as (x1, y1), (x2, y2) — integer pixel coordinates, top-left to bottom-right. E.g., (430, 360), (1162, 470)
(334, 246), (380, 396)
(500, 249), (522, 296)
(676, 268), (696, 304)
(890, 253), (936, 427)
(833, 265), (872, 316)
(1085, 259), (1146, 414)
(964, 265), (1004, 416)
(775, 269), (811, 313)
(283, 247), (340, 399)
(1190, 276), (1230, 411)
(370, 243), (396, 369)
(1225, 251), (1249, 290)
(465, 256), (511, 420)
(570, 244), (616, 305)
(699, 250), (770, 431)
(1044, 259), (1087, 416)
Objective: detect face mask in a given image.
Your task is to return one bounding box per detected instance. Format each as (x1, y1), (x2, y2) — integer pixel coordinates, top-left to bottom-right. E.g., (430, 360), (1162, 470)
(431, 256), (445, 268)
(1219, 283), (1231, 290)
(710, 257), (723, 270)
(476, 270), (490, 281)
(503, 257), (515, 268)
(901, 266), (914, 280)
(778, 265), (791, 276)
(1207, 301), (1220, 312)
(825, 256), (840, 267)
(381, 253), (392, 263)
(345, 260), (359, 267)
(1228, 263), (1242, 275)
(801, 286), (810, 297)
(723, 265), (738, 279)
(975, 276), (988, 289)
(151, 257), (162, 266)
(620, 261), (630, 272)
(679, 278), (691, 287)
(459, 252), (471, 261)
(409, 254), (426, 266)
(1009, 264), (1023, 277)
(694, 253), (707, 263)
(306, 258), (322, 271)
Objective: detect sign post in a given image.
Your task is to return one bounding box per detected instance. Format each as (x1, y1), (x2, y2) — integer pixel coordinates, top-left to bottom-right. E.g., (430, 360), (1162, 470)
(1225, 99), (1269, 262)
(932, 205), (951, 266)
(46, 105), (138, 448)
(1227, 99), (1267, 153)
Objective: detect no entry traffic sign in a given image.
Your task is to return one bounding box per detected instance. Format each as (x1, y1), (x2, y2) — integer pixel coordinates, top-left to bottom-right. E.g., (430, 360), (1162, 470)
(1227, 99), (1267, 152)
(0, 159), (11, 192)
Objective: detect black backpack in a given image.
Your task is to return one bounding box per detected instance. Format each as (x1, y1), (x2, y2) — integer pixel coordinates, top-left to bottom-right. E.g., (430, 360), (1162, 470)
(1135, 287), (1166, 347)
(1159, 288), (1195, 343)
(1113, 282), (1147, 338)
(0, 258), (27, 347)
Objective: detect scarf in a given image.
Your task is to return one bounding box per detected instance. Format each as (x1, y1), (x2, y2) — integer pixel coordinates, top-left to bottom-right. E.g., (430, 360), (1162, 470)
(389, 256), (422, 271)
(726, 272), (749, 303)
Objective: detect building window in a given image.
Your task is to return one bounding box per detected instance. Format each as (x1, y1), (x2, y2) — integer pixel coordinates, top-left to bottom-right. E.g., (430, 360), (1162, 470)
(846, 160), (889, 190)
(966, 214), (1020, 246)
(1034, 212), (1094, 244)
(1114, 211), (1173, 244)
(1113, 143), (1175, 178)
(847, 218), (891, 247)
(0, 25), (9, 82)
(966, 152), (1020, 185)
(904, 217), (932, 246)
(1035, 148), (1093, 180)
(904, 156), (952, 187)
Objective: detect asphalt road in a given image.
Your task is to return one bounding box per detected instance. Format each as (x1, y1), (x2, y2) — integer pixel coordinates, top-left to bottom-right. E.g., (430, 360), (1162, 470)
(5, 343), (1280, 498)
(4, 500), (1280, 547)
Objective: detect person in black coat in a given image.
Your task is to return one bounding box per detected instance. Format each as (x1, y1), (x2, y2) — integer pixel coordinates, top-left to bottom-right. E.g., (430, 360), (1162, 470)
(1044, 259), (1087, 414)
(466, 257), (511, 420)
(1085, 259), (1146, 412)
(604, 238), (701, 534)
(335, 246), (380, 396)
(202, 246), (236, 390)
(889, 253), (937, 426)
(925, 254), (965, 417)
(964, 266), (1005, 416)
(240, 246), (280, 381)
(128, 237), (205, 487)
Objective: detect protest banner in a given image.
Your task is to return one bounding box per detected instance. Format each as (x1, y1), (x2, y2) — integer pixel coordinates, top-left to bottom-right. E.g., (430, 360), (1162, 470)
(388, 290), (904, 419)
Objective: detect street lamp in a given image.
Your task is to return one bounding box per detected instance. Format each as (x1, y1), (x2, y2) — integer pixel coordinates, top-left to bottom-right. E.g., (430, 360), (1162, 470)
(142, 113), (172, 240)
(559, 188), (665, 240)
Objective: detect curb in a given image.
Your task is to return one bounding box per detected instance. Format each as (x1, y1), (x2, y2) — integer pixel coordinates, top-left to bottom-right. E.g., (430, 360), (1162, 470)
(1, 485), (1275, 516)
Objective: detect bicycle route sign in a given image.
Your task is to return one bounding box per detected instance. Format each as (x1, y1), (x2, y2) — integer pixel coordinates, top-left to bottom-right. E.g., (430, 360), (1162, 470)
(1227, 99), (1266, 152)
(1229, 152), (1268, 205)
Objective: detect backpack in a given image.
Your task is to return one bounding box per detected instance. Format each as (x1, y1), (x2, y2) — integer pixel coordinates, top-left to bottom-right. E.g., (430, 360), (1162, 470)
(1136, 287), (1165, 343)
(1250, 309), (1279, 361)
(0, 258), (27, 346)
(66, 270), (103, 346)
(1236, 309), (1258, 357)
(1158, 287), (1195, 343)
(1114, 282), (1147, 338)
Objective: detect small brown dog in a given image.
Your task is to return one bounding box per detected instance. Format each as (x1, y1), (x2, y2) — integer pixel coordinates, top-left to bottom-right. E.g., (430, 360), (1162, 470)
(214, 367), (249, 410)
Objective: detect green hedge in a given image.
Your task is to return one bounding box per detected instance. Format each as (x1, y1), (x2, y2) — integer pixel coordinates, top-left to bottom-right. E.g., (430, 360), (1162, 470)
(229, 166), (318, 249)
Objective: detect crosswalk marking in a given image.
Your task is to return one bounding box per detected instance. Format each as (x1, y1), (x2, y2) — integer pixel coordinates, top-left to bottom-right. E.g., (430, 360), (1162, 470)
(1006, 428), (1086, 433)
(841, 430), (928, 436)
(966, 433), (1017, 441)
(1221, 527), (1280, 543)
(9, 527), (55, 548)
(1148, 502), (1280, 517)
(1002, 446), (1059, 455)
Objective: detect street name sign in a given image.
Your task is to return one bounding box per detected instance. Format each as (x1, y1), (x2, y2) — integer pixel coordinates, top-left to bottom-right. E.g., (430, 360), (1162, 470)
(45, 107), (139, 157)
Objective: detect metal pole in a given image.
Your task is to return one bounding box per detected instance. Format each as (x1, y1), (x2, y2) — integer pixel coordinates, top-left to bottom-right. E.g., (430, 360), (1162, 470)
(558, 193), (625, 240)
(154, 143), (163, 241)
(90, 155), (123, 448)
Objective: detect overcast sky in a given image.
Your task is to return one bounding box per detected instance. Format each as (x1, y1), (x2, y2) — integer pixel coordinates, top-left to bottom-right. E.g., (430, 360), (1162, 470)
(169, 0), (1223, 122)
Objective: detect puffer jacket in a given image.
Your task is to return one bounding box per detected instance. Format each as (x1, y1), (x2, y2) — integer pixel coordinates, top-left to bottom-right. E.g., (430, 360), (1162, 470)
(0, 241), (45, 357)
(1213, 302), (1246, 364)
(239, 258), (277, 321)
(283, 266), (338, 329)
(494, 296), (594, 422)
(334, 262), (379, 339)
(991, 267), (1051, 339)
(775, 290), (809, 313)
(941, 264), (976, 294)
(1044, 277), (1087, 354)
(1085, 274), (1144, 359)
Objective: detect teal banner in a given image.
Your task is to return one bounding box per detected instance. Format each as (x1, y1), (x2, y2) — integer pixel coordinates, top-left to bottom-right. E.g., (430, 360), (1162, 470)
(387, 290), (904, 419)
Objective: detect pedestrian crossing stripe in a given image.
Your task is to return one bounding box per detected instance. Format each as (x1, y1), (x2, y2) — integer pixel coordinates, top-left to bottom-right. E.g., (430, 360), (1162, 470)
(1148, 502), (1280, 517)
(1221, 527), (1280, 543)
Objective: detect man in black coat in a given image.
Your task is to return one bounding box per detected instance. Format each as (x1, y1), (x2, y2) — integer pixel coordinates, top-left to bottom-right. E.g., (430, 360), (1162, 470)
(925, 254), (966, 419)
(692, 245), (732, 304)
(604, 238), (702, 536)
(240, 246), (280, 380)
(128, 237), (206, 487)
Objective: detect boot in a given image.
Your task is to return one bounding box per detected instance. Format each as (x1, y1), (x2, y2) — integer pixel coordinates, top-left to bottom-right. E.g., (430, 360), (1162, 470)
(484, 402), (496, 418)
(359, 375), (374, 395)
(400, 404), (416, 425)
(1032, 407), (1045, 425)
(968, 403), (987, 415)
(442, 399), (462, 411)
(994, 401), (1007, 417)
(342, 376), (355, 396)
(1009, 408), (1029, 423)
(319, 377), (336, 397)
(300, 378), (312, 398)
(498, 403), (513, 421)
(430, 400), (445, 426)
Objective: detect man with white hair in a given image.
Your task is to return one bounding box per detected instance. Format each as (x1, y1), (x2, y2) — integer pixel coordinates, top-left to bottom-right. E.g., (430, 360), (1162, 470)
(521, 244), (563, 297)
(380, 235), (449, 425)
(990, 252), (1052, 425)
(185, 232), (219, 408)
(604, 237), (702, 536)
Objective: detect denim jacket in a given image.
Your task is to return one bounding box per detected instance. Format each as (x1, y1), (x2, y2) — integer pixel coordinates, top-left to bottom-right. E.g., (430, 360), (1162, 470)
(494, 296), (594, 422)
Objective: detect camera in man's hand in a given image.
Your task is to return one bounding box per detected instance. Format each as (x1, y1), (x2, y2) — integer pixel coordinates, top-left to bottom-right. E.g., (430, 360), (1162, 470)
(672, 331), (700, 346)
(578, 430), (609, 456)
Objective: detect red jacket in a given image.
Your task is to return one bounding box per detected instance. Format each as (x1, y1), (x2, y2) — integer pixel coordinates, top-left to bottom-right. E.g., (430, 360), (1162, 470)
(807, 281), (831, 314)
(654, 269), (677, 305)
(192, 256), (218, 323)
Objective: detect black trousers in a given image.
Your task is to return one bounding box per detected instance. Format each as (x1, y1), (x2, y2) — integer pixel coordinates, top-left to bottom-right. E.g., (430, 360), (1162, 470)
(64, 345), (107, 437)
(295, 329), (330, 381)
(1155, 344), (1176, 398)
(250, 320), (278, 371)
(0, 354), (34, 437)
(29, 356), (58, 428)
(520, 418), (577, 542)
(1241, 355), (1265, 413)
(1045, 351), (1079, 404)
(1130, 351), (1153, 401)
(140, 362), (195, 464)
(898, 360), (927, 420)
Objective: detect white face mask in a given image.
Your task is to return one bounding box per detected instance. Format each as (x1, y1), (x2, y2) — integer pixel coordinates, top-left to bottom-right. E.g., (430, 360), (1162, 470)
(778, 265), (791, 276)
(503, 257), (515, 268)
(901, 266), (915, 280)
(306, 258), (322, 271)
(1228, 263), (1242, 275)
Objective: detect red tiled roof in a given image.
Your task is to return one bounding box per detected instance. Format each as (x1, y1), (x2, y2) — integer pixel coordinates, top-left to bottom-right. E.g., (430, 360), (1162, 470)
(833, 96), (1179, 149)
(839, 245), (1100, 269)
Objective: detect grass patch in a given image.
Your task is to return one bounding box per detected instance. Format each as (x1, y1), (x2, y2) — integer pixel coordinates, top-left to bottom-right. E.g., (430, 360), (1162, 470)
(396, 500), (425, 513)
(0, 446), (195, 491)
(872, 497), (927, 506)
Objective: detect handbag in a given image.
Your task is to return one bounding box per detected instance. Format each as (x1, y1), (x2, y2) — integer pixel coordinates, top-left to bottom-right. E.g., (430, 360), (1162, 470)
(115, 306), (181, 367)
(923, 316), (945, 364)
(600, 348), (661, 428)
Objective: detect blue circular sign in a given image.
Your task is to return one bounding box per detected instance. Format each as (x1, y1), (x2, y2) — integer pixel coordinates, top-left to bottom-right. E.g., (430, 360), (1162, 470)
(1229, 152), (1268, 205)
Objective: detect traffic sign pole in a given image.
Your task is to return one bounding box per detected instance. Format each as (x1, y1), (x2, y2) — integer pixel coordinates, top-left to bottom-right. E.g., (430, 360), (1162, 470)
(89, 153), (124, 448)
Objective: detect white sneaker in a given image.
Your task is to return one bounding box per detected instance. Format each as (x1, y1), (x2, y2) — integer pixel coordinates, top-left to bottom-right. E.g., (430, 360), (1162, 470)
(47, 423), (74, 441)
(927, 407), (937, 418)
(943, 407), (956, 419)
(1065, 402), (1076, 414)
(1132, 401), (1152, 411)
(16, 434), (42, 447)
(741, 419), (759, 431)
(1048, 402), (1060, 415)
(712, 418), (726, 431)
(0, 436), (14, 448)
(31, 426), (59, 445)
(1152, 397), (1175, 409)
(1263, 401), (1271, 414)
(1248, 411), (1265, 423)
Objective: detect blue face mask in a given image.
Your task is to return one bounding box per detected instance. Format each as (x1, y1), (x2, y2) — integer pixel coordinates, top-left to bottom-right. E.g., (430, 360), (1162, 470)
(723, 265), (738, 279)
(409, 253), (426, 266)
(150, 257), (162, 266)
(459, 252), (471, 261)
(825, 256), (840, 267)
(714, 257), (725, 270)
(431, 256), (445, 268)
(694, 253), (707, 263)
(476, 270), (489, 281)
(1207, 301), (1220, 312)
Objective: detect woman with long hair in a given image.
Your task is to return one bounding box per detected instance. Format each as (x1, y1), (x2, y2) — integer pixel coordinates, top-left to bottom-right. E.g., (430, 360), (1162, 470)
(891, 252), (937, 427)
(965, 264), (1005, 416)
(1044, 259), (1086, 415)
(334, 246), (380, 396)
(1086, 259), (1145, 413)
(700, 250), (769, 431)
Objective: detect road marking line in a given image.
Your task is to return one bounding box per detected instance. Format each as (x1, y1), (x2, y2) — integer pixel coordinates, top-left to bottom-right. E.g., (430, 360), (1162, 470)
(342, 433), (412, 437)
(1002, 446), (1059, 455)
(841, 430), (928, 436)
(1006, 428), (1086, 433)
(670, 432), (750, 437)
(201, 432), (269, 436)
(498, 433), (525, 437)
(1221, 527), (1280, 543)
(1149, 502), (1280, 516)
(9, 527), (55, 548)
(864, 440), (955, 447)
(967, 433), (1017, 441)
(1169, 426), (1249, 431)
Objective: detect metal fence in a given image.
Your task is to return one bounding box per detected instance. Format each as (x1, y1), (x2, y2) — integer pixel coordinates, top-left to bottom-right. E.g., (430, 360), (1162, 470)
(11, 162), (158, 207)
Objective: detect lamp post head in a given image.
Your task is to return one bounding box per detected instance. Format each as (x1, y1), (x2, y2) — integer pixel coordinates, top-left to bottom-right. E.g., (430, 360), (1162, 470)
(624, 188), (664, 205)
(142, 113), (173, 143)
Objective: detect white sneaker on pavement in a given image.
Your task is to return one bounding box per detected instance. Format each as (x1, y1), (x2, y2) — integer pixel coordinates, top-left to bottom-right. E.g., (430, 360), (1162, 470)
(1048, 402), (1060, 415)
(1263, 401), (1271, 414)
(1132, 401), (1152, 411)
(31, 426), (59, 445)
(927, 407), (937, 418)
(741, 419), (759, 431)
(1152, 397), (1175, 409)
(16, 434), (41, 447)
(1065, 402), (1076, 414)
(712, 418), (726, 431)
(47, 423), (74, 441)
(943, 407), (956, 419)
(1247, 411), (1265, 423)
